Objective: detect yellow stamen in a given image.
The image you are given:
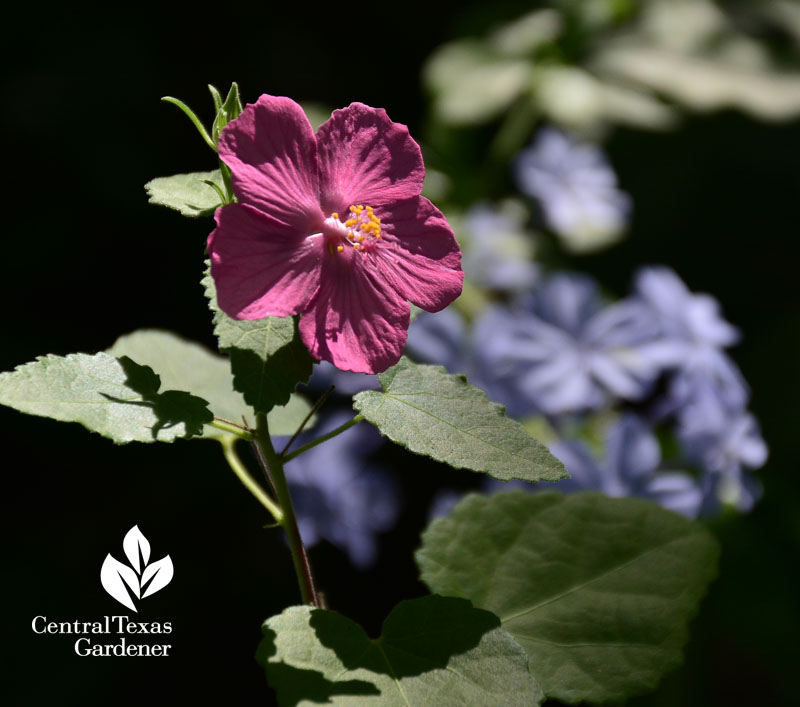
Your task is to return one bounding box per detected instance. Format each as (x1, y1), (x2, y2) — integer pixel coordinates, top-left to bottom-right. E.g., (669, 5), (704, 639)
(331, 212), (338, 219)
(337, 245), (344, 252)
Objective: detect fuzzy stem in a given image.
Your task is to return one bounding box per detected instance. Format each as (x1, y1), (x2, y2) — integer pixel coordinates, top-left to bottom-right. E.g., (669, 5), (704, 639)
(220, 437), (282, 523)
(255, 413), (319, 607)
(210, 418), (254, 440)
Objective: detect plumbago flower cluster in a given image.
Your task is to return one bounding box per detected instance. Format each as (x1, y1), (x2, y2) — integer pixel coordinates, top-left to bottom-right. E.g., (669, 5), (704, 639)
(411, 125), (767, 526)
(0, 85), (722, 706)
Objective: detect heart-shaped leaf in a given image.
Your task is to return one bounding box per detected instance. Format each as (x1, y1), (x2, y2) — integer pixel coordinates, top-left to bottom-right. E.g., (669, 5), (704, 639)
(257, 595), (543, 706)
(416, 492), (720, 704)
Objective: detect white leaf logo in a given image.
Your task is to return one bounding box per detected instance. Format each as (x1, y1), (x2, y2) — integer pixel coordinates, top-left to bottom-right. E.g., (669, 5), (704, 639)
(101, 525), (174, 612)
(123, 525), (150, 573)
(141, 556), (174, 598)
(100, 555), (139, 611)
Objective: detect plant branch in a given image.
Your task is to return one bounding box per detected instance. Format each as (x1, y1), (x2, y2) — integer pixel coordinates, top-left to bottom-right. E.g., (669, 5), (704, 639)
(220, 437), (282, 523)
(255, 413), (319, 607)
(210, 417), (254, 440)
(250, 439), (279, 499)
(283, 414), (364, 463)
(280, 385), (335, 457)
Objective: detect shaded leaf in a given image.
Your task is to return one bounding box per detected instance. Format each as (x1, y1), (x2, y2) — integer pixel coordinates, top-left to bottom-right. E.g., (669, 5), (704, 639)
(353, 357), (566, 482)
(145, 170), (224, 217)
(416, 492), (720, 704)
(203, 268), (313, 414)
(107, 329), (314, 438)
(257, 595), (542, 706)
(0, 352), (211, 443)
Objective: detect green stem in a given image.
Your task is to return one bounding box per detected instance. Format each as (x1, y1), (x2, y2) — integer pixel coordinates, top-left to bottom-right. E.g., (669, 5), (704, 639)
(220, 437), (283, 523)
(280, 385), (335, 457)
(256, 413), (319, 607)
(283, 414), (364, 463)
(219, 161), (234, 204)
(210, 418), (254, 440)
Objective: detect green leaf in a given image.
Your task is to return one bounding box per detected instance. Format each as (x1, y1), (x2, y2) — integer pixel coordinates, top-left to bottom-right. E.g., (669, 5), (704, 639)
(203, 267), (313, 414)
(145, 170), (224, 217)
(107, 329), (313, 439)
(0, 352), (212, 443)
(257, 595), (543, 706)
(416, 492), (720, 704)
(353, 357), (565, 483)
(424, 41), (532, 124)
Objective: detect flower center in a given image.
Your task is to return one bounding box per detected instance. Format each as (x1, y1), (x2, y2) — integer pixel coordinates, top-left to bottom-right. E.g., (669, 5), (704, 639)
(324, 204), (382, 254)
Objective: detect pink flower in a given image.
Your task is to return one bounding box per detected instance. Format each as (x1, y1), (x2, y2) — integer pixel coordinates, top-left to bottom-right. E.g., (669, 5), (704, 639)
(207, 95), (463, 374)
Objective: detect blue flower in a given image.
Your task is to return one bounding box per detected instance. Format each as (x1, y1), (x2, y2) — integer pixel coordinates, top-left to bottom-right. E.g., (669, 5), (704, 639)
(634, 266), (749, 413)
(676, 384), (767, 512)
(459, 202), (539, 292)
(485, 415), (703, 518)
(516, 127), (631, 253)
(277, 411), (399, 568)
(474, 273), (660, 416)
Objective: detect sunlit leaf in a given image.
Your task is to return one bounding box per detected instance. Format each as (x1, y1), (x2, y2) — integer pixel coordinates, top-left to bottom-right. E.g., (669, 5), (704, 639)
(353, 357), (566, 482)
(145, 170), (224, 217)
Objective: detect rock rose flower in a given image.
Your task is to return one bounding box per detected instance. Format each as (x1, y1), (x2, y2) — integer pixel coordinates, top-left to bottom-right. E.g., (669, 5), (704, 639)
(207, 95), (463, 373)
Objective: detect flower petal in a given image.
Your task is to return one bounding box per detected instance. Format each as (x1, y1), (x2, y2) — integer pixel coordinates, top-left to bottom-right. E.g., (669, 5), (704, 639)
(316, 103), (424, 211)
(299, 254), (410, 374)
(372, 197), (463, 312)
(208, 203), (323, 318)
(219, 95), (323, 232)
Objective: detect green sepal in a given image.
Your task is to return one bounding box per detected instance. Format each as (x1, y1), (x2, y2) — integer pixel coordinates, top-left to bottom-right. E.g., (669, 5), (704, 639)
(211, 82), (243, 143)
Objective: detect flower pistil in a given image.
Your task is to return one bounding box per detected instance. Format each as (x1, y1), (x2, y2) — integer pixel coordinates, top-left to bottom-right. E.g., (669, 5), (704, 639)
(324, 204), (382, 254)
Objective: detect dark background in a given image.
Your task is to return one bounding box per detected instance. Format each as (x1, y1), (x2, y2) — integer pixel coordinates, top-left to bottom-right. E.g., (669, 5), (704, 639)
(2, 2), (798, 705)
